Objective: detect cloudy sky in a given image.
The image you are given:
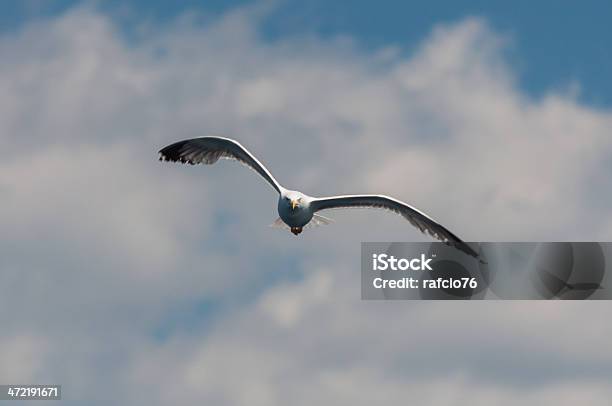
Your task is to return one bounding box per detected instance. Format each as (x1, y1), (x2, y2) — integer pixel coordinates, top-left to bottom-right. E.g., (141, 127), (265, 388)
(1, 1), (611, 405)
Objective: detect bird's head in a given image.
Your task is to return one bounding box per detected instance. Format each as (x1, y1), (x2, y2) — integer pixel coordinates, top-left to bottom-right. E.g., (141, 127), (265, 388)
(284, 191), (306, 211)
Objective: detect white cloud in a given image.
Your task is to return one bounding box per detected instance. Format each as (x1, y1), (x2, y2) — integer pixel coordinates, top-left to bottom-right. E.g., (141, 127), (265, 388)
(0, 3), (611, 405)
(0, 335), (49, 383)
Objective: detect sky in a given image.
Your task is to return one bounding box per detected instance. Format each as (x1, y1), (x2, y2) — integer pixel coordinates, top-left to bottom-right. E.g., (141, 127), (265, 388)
(0, 1), (611, 405)
(3, 0), (612, 106)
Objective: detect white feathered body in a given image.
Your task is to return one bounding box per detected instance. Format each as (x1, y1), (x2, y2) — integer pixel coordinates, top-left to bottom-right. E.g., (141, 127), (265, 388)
(277, 190), (313, 227)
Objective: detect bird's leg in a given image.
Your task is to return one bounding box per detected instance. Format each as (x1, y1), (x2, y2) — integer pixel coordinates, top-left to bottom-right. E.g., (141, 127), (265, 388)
(290, 227), (303, 236)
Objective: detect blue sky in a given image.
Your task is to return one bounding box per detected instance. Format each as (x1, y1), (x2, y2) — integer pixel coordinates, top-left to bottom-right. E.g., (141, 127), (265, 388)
(3, 0), (612, 106)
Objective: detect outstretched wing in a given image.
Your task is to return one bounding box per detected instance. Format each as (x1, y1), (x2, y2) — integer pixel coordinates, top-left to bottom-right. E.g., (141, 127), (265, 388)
(311, 194), (478, 259)
(159, 136), (282, 193)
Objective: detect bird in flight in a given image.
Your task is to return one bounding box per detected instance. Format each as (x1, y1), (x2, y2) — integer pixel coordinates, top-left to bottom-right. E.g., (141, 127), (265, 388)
(159, 136), (478, 259)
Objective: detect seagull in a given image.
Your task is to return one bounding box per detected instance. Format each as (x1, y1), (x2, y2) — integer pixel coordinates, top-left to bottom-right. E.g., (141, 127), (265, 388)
(159, 136), (478, 259)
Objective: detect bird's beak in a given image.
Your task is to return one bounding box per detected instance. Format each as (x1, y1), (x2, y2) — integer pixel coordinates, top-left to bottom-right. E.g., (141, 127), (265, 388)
(291, 200), (298, 210)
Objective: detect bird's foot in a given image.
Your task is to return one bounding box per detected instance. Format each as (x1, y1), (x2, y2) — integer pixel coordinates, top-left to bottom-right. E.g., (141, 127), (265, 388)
(290, 227), (303, 236)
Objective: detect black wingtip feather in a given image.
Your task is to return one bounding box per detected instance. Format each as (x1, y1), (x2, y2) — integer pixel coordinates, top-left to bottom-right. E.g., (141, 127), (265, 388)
(457, 242), (481, 261)
(159, 140), (190, 163)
